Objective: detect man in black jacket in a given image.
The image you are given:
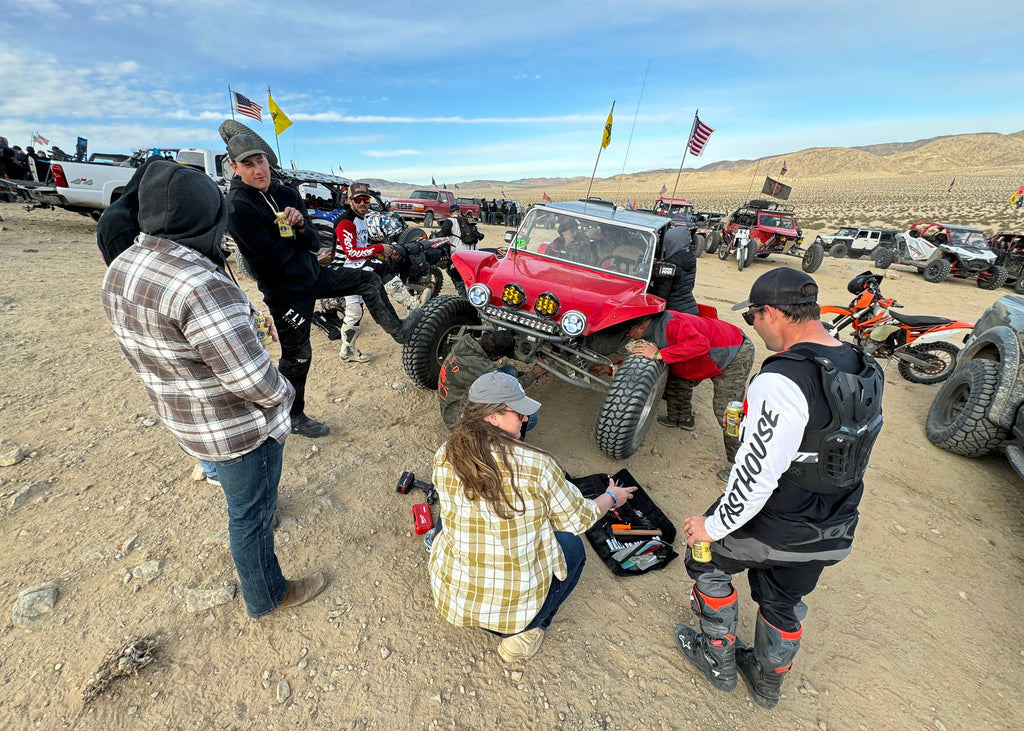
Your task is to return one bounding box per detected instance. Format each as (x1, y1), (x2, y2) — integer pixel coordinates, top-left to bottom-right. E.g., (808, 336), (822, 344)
(225, 135), (420, 438)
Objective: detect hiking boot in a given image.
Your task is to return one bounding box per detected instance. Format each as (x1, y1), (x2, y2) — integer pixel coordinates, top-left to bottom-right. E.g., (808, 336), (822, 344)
(658, 415), (696, 430)
(497, 628), (545, 662)
(675, 624), (737, 692)
(291, 413), (330, 438)
(276, 572), (327, 611)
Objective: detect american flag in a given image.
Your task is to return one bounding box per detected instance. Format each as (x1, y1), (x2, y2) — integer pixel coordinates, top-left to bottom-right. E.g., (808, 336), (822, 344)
(542, 192), (552, 202)
(659, 184), (668, 196)
(687, 115), (714, 156)
(32, 132), (49, 146)
(780, 160), (788, 176)
(233, 91), (263, 122)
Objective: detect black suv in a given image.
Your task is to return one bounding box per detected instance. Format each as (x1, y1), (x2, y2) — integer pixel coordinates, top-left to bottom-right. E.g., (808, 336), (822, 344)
(926, 294), (1024, 479)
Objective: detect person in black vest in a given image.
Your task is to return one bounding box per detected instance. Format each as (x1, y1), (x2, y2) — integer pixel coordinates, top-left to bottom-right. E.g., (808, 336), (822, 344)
(673, 268), (884, 709)
(649, 226), (699, 315)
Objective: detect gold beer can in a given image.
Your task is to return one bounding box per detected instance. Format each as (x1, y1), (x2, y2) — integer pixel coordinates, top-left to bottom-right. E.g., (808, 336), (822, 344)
(254, 312), (273, 346)
(725, 401), (743, 438)
(691, 541), (712, 562)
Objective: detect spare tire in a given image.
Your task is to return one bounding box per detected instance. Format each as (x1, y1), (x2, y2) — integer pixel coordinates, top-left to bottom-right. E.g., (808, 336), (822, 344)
(691, 233), (707, 258)
(218, 119), (279, 169)
(925, 359), (1007, 456)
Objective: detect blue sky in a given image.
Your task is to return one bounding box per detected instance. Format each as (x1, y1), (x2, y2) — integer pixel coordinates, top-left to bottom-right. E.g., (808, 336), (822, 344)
(1, 1), (1019, 184)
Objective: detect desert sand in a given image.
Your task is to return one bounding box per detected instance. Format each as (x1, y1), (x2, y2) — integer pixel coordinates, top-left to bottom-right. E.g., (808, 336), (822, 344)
(1, 158), (1023, 730)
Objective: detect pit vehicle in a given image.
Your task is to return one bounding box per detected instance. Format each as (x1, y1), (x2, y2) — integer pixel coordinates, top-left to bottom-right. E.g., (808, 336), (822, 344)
(390, 189), (479, 228)
(719, 199), (821, 272)
(402, 201), (700, 459)
(814, 227), (898, 259)
(926, 294), (1024, 479)
(872, 221), (1005, 288)
(988, 232), (1024, 294)
(652, 197), (711, 256)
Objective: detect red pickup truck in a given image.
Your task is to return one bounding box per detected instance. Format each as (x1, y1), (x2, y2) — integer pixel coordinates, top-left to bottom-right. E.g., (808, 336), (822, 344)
(390, 189), (479, 227)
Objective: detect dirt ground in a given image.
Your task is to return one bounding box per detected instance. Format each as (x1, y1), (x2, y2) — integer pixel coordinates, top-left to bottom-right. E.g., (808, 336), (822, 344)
(0, 198), (1022, 731)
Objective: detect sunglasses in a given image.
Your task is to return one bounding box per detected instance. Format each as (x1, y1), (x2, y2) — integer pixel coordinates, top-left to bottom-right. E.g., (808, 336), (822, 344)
(500, 408), (527, 420)
(352, 196), (371, 204)
(742, 305), (766, 326)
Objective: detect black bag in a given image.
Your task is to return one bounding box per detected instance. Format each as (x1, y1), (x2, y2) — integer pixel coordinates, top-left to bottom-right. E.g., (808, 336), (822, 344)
(458, 215), (483, 246)
(570, 468), (678, 576)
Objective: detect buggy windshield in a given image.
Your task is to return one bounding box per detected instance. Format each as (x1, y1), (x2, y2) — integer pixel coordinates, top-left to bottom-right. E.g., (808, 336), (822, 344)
(513, 209), (657, 281)
(947, 228), (988, 248)
(759, 214), (796, 229)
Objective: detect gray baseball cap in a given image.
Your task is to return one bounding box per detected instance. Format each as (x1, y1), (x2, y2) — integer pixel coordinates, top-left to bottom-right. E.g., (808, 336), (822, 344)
(226, 134), (265, 163)
(467, 372), (541, 415)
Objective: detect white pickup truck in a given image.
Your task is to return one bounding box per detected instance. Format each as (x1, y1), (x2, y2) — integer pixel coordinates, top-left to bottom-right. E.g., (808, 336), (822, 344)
(23, 148), (229, 219)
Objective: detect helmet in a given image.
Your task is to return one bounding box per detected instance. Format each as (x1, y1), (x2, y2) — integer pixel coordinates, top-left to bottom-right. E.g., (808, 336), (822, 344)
(847, 271), (883, 295)
(365, 212), (404, 242)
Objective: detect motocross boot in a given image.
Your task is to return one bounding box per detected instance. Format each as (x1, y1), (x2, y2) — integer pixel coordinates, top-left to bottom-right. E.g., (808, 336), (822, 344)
(361, 280), (423, 345)
(383, 276), (420, 312)
(736, 611), (802, 709)
(339, 325), (371, 363)
(674, 586), (739, 693)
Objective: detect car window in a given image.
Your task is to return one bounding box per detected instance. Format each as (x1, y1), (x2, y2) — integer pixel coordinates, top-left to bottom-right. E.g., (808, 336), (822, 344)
(409, 191), (437, 200)
(514, 209), (656, 281)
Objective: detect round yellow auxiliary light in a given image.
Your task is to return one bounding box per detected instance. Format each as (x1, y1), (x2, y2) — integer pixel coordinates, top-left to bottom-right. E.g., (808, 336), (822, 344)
(534, 291), (560, 318)
(502, 283), (526, 308)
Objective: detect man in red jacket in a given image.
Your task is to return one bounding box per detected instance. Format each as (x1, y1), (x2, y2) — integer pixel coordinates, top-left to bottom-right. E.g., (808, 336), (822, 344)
(627, 311), (754, 479)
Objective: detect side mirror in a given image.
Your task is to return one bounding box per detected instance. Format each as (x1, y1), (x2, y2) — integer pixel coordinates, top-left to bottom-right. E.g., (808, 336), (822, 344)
(504, 231), (515, 244)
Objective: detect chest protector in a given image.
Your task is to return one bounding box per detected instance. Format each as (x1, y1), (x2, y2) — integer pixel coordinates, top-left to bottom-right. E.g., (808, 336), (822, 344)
(766, 345), (884, 494)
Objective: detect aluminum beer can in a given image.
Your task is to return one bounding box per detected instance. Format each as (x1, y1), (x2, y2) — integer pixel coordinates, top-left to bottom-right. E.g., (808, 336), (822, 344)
(691, 541), (712, 562)
(725, 401), (743, 438)
(254, 312), (273, 346)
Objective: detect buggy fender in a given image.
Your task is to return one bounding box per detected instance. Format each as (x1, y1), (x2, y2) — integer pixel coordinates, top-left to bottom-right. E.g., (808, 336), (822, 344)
(450, 249), (501, 287)
(958, 324), (1024, 428)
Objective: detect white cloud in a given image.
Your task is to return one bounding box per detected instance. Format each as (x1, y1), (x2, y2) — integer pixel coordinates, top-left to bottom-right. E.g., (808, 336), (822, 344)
(365, 149), (421, 158)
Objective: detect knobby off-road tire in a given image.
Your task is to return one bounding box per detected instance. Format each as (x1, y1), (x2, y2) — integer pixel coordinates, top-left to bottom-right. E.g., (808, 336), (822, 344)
(596, 356), (669, 459)
(705, 230), (722, 254)
(401, 295), (479, 389)
(802, 242), (825, 273)
(873, 247), (894, 269)
(423, 211), (435, 228)
(976, 265), (1008, 291)
(743, 240), (757, 268)
(923, 258), (952, 283)
(717, 238), (732, 261)
(692, 233), (707, 258)
(897, 341), (959, 385)
(223, 234), (258, 280)
(925, 358), (1008, 456)
(217, 120), (280, 169)
(1013, 276), (1024, 295)
(829, 242), (848, 258)
(398, 227), (427, 245)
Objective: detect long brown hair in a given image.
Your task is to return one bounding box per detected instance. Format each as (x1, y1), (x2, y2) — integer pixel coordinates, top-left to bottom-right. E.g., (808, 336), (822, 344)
(442, 400), (554, 519)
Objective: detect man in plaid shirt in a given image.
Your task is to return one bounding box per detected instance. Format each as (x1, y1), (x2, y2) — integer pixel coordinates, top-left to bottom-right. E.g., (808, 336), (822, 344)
(101, 160), (326, 617)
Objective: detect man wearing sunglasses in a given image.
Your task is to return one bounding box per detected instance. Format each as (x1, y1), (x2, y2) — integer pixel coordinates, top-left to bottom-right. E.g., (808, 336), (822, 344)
(673, 267), (884, 710)
(226, 136), (420, 438)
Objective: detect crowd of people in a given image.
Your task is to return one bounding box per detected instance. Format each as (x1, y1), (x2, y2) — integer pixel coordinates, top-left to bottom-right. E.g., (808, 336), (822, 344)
(0, 137), (49, 182)
(95, 132), (884, 710)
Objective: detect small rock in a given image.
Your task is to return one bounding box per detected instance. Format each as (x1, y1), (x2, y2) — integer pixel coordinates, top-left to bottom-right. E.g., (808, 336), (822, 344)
(379, 646), (391, 659)
(297, 658), (308, 670)
(277, 515), (298, 531)
(800, 676), (819, 695)
(892, 522), (907, 535)
(190, 463), (206, 481)
(391, 381), (407, 391)
(203, 529), (230, 545)
(9, 481), (46, 510)
(958, 591), (968, 601)
(934, 719), (947, 731)
(622, 594), (638, 608)
(132, 559), (162, 583)
(510, 670), (523, 682)
(141, 417), (157, 427)
(12, 580), (59, 627)
(185, 583), (236, 612)
(276, 678), (291, 703)
(0, 440), (25, 466)
(121, 534), (139, 556)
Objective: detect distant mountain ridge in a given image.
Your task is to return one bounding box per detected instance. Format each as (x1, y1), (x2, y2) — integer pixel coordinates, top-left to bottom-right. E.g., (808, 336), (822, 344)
(365, 129), (1024, 194)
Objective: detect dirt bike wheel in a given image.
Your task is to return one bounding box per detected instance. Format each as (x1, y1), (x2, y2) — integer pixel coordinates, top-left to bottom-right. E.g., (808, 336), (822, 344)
(705, 230), (722, 254)
(736, 244), (746, 271)
(401, 295), (479, 389)
(1014, 276), (1024, 294)
(217, 120), (280, 169)
(976, 265), (1008, 290)
(922, 258), (952, 283)
(223, 233), (258, 280)
(897, 341), (960, 385)
(873, 247), (894, 269)
(802, 243), (825, 273)
(717, 241), (731, 261)
(744, 241), (757, 267)
(925, 358), (1008, 456)
(397, 227), (427, 245)
(596, 356), (668, 459)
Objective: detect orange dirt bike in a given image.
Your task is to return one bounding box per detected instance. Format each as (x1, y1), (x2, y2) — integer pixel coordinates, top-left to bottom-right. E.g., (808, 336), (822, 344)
(821, 271), (974, 384)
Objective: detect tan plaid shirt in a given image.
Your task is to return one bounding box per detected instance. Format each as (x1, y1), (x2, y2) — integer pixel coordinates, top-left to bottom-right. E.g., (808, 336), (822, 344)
(102, 235), (293, 460)
(428, 442), (601, 634)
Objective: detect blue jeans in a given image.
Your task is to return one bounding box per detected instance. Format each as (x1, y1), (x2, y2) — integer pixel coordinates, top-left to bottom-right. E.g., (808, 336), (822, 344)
(199, 459), (218, 478)
(214, 438), (288, 618)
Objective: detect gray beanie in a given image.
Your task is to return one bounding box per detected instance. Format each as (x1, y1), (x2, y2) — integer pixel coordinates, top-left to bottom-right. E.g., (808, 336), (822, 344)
(138, 159), (227, 265)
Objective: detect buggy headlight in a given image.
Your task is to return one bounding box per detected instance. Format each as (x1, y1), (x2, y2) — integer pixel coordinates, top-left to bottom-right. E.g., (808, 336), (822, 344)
(560, 310), (587, 336)
(534, 292), (560, 318)
(467, 284), (491, 308)
(502, 283), (526, 308)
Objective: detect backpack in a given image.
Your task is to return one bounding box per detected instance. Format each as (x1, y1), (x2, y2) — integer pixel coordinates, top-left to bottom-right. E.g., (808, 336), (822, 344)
(457, 215), (483, 246)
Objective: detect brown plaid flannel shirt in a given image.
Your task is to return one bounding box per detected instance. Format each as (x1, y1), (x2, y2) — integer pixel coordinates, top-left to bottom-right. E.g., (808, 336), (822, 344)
(102, 235), (293, 460)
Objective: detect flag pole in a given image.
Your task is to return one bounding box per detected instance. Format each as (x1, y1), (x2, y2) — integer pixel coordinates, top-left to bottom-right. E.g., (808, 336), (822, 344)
(228, 85), (235, 121)
(616, 60), (652, 201)
(268, 85), (283, 164)
(670, 110), (698, 203)
(585, 101), (615, 211)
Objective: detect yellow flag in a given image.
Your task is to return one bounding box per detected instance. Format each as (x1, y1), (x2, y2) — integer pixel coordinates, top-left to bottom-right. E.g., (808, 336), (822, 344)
(268, 95), (292, 136)
(601, 101), (615, 149)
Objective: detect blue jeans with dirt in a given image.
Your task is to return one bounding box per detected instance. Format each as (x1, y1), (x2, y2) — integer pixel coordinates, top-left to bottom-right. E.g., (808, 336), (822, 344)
(214, 437), (288, 618)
